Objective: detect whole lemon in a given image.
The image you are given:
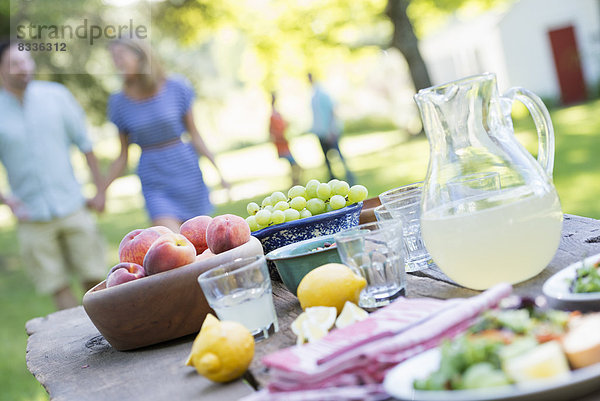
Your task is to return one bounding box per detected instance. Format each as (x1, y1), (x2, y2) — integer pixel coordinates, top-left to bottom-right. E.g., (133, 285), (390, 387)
(297, 263), (367, 314)
(185, 314), (254, 383)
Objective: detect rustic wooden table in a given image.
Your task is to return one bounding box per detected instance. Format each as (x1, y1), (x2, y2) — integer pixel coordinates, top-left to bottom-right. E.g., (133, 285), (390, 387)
(26, 214), (600, 401)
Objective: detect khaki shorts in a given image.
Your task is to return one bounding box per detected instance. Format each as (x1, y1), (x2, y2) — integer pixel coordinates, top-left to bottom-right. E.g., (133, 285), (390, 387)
(17, 207), (108, 295)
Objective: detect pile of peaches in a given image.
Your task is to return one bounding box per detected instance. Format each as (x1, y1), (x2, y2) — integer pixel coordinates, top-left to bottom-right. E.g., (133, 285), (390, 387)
(106, 214), (251, 287)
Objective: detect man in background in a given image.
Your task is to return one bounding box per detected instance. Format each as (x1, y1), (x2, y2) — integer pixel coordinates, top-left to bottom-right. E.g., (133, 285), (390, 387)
(308, 72), (354, 184)
(0, 41), (107, 310)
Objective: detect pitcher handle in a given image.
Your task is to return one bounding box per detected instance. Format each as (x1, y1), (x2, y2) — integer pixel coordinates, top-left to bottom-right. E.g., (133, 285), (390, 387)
(503, 87), (555, 178)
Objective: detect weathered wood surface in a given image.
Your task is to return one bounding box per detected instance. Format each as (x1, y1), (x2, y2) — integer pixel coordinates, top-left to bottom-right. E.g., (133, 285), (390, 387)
(26, 214), (600, 401)
(25, 307), (254, 401)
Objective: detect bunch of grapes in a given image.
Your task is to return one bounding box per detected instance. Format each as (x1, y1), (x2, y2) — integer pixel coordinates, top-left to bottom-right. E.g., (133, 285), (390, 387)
(245, 179), (368, 232)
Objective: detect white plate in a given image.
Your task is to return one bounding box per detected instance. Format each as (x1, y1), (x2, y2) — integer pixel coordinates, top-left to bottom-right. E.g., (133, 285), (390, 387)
(542, 253), (600, 310)
(383, 347), (600, 401)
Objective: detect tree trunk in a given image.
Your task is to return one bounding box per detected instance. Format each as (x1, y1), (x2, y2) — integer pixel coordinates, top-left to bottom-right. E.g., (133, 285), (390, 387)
(386, 0), (432, 91)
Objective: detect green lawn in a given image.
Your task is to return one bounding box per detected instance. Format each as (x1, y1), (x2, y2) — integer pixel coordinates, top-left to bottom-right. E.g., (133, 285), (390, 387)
(1, 99), (599, 400)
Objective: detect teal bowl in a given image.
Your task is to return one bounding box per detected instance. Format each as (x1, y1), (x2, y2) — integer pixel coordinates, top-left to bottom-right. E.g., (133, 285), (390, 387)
(265, 235), (341, 296)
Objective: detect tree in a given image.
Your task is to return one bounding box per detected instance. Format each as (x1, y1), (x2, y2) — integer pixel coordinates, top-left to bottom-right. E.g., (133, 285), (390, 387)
(386, 0), (431, 91)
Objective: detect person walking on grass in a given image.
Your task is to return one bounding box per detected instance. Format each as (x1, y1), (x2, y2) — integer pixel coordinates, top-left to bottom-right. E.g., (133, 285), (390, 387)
(308, 72), (354, 184)
(0, 40), (108, 310)
(269, 92), (302, 186)
(101, 39), (229, 233)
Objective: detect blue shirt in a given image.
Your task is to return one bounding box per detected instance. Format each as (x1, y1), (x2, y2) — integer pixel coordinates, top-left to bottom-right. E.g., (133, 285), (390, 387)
(107, 77), (194, 147)
(0, 81), (92, 221)
(310, 85), (338, 138)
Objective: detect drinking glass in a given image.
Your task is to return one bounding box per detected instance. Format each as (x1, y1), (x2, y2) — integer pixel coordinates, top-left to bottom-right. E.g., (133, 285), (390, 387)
(378, 186), (435, 272)
(378, 181), (423, 205)
(373, 204), (393, 221)
(197, 256), (278, 341)
(334, 221), (406, 309)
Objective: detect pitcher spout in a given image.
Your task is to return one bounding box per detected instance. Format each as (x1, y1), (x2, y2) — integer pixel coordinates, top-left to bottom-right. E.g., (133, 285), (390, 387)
(414, 72), (501, 151)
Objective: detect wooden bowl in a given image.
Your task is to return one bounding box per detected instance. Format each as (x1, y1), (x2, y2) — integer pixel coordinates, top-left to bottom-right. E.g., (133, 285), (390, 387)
(359, 197), (382, 224)
(82, 236), (264, 351)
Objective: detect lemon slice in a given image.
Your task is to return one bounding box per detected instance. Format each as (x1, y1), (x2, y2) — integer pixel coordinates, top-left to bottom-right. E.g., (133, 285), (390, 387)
(291, 307), (337, 344)
(302, 319), (329, 343)
(302, 306), (337, 343)
(291, 312), (308, 336)
(305, 306), (337, 330)
(335, 301), (369, 329)
(291, 312), (308, 345)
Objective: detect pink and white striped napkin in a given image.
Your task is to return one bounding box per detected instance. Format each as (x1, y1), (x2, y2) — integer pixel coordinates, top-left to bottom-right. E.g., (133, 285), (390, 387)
(241, 283), (512, 401)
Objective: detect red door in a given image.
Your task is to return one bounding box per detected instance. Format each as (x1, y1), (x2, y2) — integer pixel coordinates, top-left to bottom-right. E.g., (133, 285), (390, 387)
(548, 25), (587, 104)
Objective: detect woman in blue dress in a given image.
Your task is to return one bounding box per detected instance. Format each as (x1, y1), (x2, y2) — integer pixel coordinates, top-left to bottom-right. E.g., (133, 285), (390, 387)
(102, 39), (228, 232)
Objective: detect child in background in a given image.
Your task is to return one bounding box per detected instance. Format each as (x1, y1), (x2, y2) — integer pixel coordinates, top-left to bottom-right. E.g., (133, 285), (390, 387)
(269, 92), (302, 186)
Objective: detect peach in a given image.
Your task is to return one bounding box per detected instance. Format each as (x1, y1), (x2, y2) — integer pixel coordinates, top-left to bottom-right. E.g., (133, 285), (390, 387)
(118, 226), (172, 266)
(143, 233), (196, 275)
(106, 262), (146, 287)
(195, 248), (215, 262)
(206, 214), (251, 254)
(180, 215), (213, 254)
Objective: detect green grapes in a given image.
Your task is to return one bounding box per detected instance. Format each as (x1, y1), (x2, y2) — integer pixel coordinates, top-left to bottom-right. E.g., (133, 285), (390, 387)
(332, 181), (350, 197)
(246, 202), (260, 216)
(330, 194), (346, 210)
(284, 208), (300, 222)
(270, 210), (286, 225)
(246, 215), (259, 231)
(271, 191), (287, 204)
(348, 184), (368, 204)
(306, 198), (326, 215)
(255, 209), (271, 226)
(245, 179), (368, 231)
(274, 201), (290, 211)
(305, 179), (319, 198)
(300, 209), (312, 219)
(290, 196), (307, 211)
(316, 183), (331, 201)
(288, 185), (306, 199)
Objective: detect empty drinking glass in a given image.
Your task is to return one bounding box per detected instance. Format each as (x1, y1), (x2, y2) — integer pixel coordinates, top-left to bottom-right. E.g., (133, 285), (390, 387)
(334, 221), (406, 309)
(378, 181), (423, 205)
(383, 193), (434, 272)
(378, 183), (434, 272)
(373, 204), (393, 221)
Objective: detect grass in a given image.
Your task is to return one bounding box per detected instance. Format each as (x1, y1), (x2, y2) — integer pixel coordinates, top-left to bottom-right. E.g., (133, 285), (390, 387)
(1, 99), (599, 400)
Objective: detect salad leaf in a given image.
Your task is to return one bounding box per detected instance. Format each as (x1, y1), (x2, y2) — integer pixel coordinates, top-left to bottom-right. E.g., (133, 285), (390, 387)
(571, 260), (600, 293)
(461, 362), (510, 390)
(412, 304), (571, 392)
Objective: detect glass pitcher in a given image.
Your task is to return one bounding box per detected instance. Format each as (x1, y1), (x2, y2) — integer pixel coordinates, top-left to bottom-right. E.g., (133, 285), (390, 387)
(414, 73), (563, 290)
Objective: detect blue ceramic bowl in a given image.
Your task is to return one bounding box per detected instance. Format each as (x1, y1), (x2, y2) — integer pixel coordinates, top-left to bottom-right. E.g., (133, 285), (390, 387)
(266, 235), (341, 296)
(252, 201), (363, 256)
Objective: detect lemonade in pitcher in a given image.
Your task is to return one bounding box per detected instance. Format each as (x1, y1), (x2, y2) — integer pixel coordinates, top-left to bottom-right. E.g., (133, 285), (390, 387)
(414, 73), (563, 290)
(421, 189), (562, 290)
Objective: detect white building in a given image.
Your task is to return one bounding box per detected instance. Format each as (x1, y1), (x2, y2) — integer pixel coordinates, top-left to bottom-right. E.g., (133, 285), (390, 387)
(420, 0), (600, 103)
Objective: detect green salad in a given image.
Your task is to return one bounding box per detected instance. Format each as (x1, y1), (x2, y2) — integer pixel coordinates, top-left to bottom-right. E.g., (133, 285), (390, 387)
(413, 303), (572, 391)
(571, 259), (600, 293)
